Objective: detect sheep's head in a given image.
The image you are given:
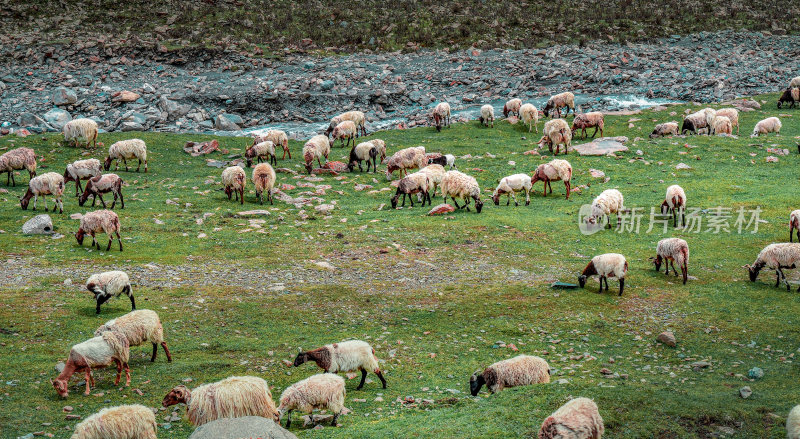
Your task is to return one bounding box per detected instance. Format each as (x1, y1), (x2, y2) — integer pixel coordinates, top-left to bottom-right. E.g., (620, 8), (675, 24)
(660, 200), (670, 216)
(53, 379), (69, 398)
(78, 190), (90, 206)
(162, 385), (190, 407)
(744, 263), (761, 282)
(474, 197), (484, 213)
(650, 256), (662, 272)
(19, 195), (30, 210)
(292, 352), (309, 367)
(578, 274), (588, 288)
(542, 101), (554, 117)
(469, 370), (485, 396)
(62, 168), (74, 183)
(103, 156), (112, 171)
(390, 194), (401, 209)
(75, 229), (86, 245)
(491, 190), (501, 206)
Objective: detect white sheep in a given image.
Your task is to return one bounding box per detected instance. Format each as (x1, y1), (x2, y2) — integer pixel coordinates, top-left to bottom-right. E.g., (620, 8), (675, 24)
(571, 112), (604, 139)
(303, 135), (331, 174)
(19, 172), (64, 213)
(252, 162), (276, 205)
(104, 139), (147, 172)
(703, 108), (717, 134)
(543, 92), (575, 118)
(95, 309), (171, 362)
(790, 210), (800, 243)
(585, 189), (624, 229)
(245, 140), (276, 167)
(348, 141), (380, 173)
(791, 76), (800, 89)
(293, 339), (387, 389)
(745, 243), (800, 291)
(71, 404), (157, 439)
(87, 271), (133, 314)
(63, 118), (99, 148)
(503, 98), (522, 118)
(64, 158), (102, 196)
(386, 146), (426, 180)
(427, 153), (456, 170)
(221, 166), (246, 204)
(75, 209), (123, 251)
(715, 108), (739, 135)
(479, 104), (495, 127)
(391, 171), (432, 208)
(441, 170), (483, 213)
(713, 115), (732, 135)
(538, 397), (604, 439)
(278, 373), (346, 428)
(417, 164), (446, 199)
(78, 173), (124, 210)
(579, 253), (628, 296)
(0, 147), (37, 186)
(470, 355), (550, 395)
(326, 111), (366, 137)
(538, 118), (572, 155)
(432, 102), (451, 131)
(370, 139), (388, 163)
(519, 103), (540, 133)
(681, 110), (709, 135)
(530, 159), (572, 200)
(52, 331), (130, 397)
(660, 184), (686, 227)
(751, 117), (781, 137)
(162, 376), (279, 426)
(254, 129), (291, 159)
(492, 173), (532, 206)
(787, 404), (800, 439)
(332, 120), (357, 148)
(652, 238), (690, 284)
(650, 122), (680, 138)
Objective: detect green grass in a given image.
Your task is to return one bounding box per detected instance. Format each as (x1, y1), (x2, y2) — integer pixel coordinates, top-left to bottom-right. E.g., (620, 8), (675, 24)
(1, 93), (799, 438)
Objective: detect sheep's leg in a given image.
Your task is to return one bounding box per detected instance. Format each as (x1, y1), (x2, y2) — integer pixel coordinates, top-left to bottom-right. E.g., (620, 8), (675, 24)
(75, 179), (82, 196)
(409, 193), (415, 207)
(332, 413), (340, 426)
(240, 188), (244, 205)
(682, 263), (688, 285)
(375, 370), (387, 388)
(681, 208), (686, 227)
(775, 270), (781, 287)
(791, 226), (794, 242)
(122, 158), (129, 172)
(98, 193), (107, 208)
(670, 261), (678, 276)
(285, 410), (293, 428)
(84, 369), (93, 395)
(511, 192), (518, 207)
(597, 277), (604, 293)
(33, 193), (38, 210)
(90, 232), (98, 250)
(618, 278), (625, 296)
(525, 188), (530, 206)
(160, 342), (172, 362)
(106, 234), (113, 251)
(452, 199), (461, 209)
(136, 159), (142, 172)
(113, 358), (122, 385)
(124, 362), (131, 386)
(151, 343), (158, 362)
(506, 194), (510, 206)
(592, 126), (599, 138)
(5, 171), (9, 186)
(357, 368), (368, 390)
(564, 181), (571, 199)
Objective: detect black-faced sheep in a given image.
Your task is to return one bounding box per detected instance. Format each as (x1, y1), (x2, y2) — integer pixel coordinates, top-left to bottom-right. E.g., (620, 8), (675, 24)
(79, 174), (124, 209)
(391, 172), (432, 208)
(87, 270), (134, 314)
(579, 253), (628, 296)
(745, 243), (800, 291)
(441, 170), (483, 213)
(162, 376), (279, 426)
(470, 355), (550, 395)
(427, 153), (456, 170)
(778, 88), (799, 109)
(348, 141), (379, 173)
(652, 238), (689, 284)
(293, 339), (387, 390)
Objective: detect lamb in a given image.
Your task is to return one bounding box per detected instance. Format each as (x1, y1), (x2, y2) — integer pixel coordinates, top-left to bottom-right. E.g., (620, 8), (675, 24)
(78, 173), (124, 209)
(713, 115), (733, 135)
(538, 397), (604, 439)
(571, 112), (604, 139)
(71, 404), (157, 439)
(652, 238), (689, 284)
(303, 135), (331, 174)
(530, 159), (572, 200)
(503, 98), (522, 118)
(391, 171), (432, 208)
(94, 309), (171, 362)
(162, 376), (279, 426)
(386, 146), (426, 180)
(519, 103), (540, 133)
(0, 147), (36, 186)
(64, 158), (102, 196)
(254, 129), (291, 159)
(63, 118), (99, 148)
(538, 118), (572, 155)
(86, 271), (133, 314)
(715, 108), (740, 135)
(650, 122), (680, 138)
(52, 330), (130, 397)
(751, 117), (782, 137)
(585, 189), (624, 228)
(479, 104), (495, 127)
(427, 153), (456, 169)
(278, 373), (346, 428)
(348, 141), (379, 173)
(245, 140), (276, 167)
(744, 243), (800, 291)
(221, 166), (246, 204)
(788, 404), (800, 439)
(791, 76), (800, 89)
(370, 139), (387, 163)
(20, 172), (65, 213)
(432, 102), (451, 131)
(777, 88), (799, 109)
(440, 170), (483, 213)
(104, 139), (147, 173)
(660, 184), (686, 227)
(76, 209), (123, 251)
(332, 120), (357, 148)
(492, 173), (532, 206)
(326, 111), (366, 137)
(790, 210), (800, 242)
(681, 110), (709, 135)
(578, 253), (628, 296)
(417, 164), (446, 199)
(469, 355), (550, 395)
(293, 339), (387, 390)
(543, 92), (575, 118)
(252, 162), (276, 205)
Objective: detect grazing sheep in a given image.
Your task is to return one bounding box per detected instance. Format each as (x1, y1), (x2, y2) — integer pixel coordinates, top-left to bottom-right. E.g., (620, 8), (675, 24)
(326, 111), (366, 137)
(650, 122), (680, 138)
(348, 141), (379, 173)
(492, 173), (532, 206)
(417, 164), (446, 199)
(520, 103), (540, 133)
(221, 166), (246, 204)
(254, 130), (291, 159)
(64, 158), (102, 196)
(777, 88), (798, 109)
(370, 139), (387, 163)
(503, 98), (522, 118)
(245, 140), (276, 167)
(713, 116), (733, 135)
(427, 153), (456, 170)
(303, 135), (331, 174)
(162, 376), (279, 426)
(104, 139), (147, 172)
(751, 117), (782, 137)
(71, 404), (157, 439)
(0, 147), (36, 186)
(787, 404), (800, 439)
(63, 118), (99, 148)
(538, 118), (572, 155)
(790, 210), (800, 242)
(386, 146), (426, 180)
(76, 209), (123, 251)
(470, 355), (550, 395)
(278, 373), (346, 428)
(652, 238), (689, 284)
(78, 174), (124, 209)
(52, 331), (130, 397)
(252, 162), (276, 205)
(332, 120), (357, 148)
(293, 340), (387, 390)
(441, 170), (483, 213)
(479, 104), (495, 127)
(715, 108), (740, 135)
(681, 110), (709, 135)
(660, 184), (686, 227)
(20, 172), (65, 213)
(391, 171), (432, 208)
(94, 309), (171, 362)
(543, 92), (575, 118)
(791, 77), (800, 89)
(538, 397), (604, 439)
(530, 159), (572, 200)
(87, 271), (133, 314)
(571, 112), (604, 139)
(432, 102), (451, 131)
(586, 189), (624, 228)
(703, 108), (717, 134)
(745, 243), (800, 291)
(579, 253), (628, 296)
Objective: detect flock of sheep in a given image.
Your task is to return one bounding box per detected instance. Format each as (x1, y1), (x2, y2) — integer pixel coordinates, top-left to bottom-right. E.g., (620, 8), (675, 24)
(2, 75), (800, 439)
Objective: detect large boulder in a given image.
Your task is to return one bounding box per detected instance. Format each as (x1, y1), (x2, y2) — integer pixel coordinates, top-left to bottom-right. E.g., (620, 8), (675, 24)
(188, 416), (297, 439)
(572, 137), (629, 156)
(215, 113), (242, 131)
(52, 87), (77, 106)
(17, 112), (49, 129)
(43, 108), (71, 130)
(22, 214), (54, 234)
(158, 96), (191, 119)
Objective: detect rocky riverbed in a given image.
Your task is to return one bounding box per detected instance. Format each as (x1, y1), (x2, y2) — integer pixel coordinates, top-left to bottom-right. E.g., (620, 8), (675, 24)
(1, 31), (798, 139)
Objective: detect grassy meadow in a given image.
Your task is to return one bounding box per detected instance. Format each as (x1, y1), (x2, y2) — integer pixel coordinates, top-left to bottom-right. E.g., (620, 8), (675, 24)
(1, 93), (799, 438)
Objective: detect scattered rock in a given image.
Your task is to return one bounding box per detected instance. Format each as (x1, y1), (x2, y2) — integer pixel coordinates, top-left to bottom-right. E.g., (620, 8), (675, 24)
(237, 210), (271, 216)
(748, 367), (764, 379)
(675, 163), (692, 170)
(52, 87), (77, 106)
(657, 331), (676, 347)
(215, 113), (242, 131)
(112, 90), (141, 103)
(43, 108), (71, 129)
(22, 214), (53, 234)
(314, 261), (335, 271)
(573, 137), (629, 156)
(428, 203), (455, 215)
(739, 386), (752, 399)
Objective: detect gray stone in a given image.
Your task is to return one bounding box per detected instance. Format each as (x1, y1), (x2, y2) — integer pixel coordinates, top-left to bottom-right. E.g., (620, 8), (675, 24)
(657, 331), (676, 347)
(188, 416), (297, 439)
(158, 96), (191, 119)
(739, 386), (752, 398)
(121, 121), (144, 131)
(215, 113), (242, 131)
(43, 108), (71, 129)
(52, 87), (77, 106)
(320, 80), (335, 91)
(22, 214), (53, 234)
(17, 112), (48, 128)
(748, 367), (764, 379)
(573, 137), (629, 156)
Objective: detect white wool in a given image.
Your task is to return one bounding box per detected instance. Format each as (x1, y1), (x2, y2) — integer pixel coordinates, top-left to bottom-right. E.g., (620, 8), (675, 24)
(712, 116), (732, 135)
(791, 77), (800, 89)
(303, 135), (331, 162)
(71, 404), (157, 439)
(538, 397), (604, 439)
(443, 154), (456, 169)
(63, 118), (99, 147)
(684, 110), (708, 132)
(520, 103), (539, 132)
(590, 189), (624, 219)
(504, 98), (522, 114)
(352, 141), (378, 161)
(434, 102), (451, 118)
(540, 118), (572, 153)
(221, 166), (246, 190)
(546, 159), (573, 182)
(370, 139), (387, 162)
(482, 355), (551, 393)
(252, 163), (276, 196)
(258, 130), (289, 151)
(332, 120), (357, 141)
(787, 404), (800, 439)
(278, 373), (346, 416)
(87, 174), (121, 193)
(664, 185), (686, 209)
(656, 238), (688, 261)
(66, 159), (102, 181)
(752, 243), (800, 269)
(28, 172), (65, 198)
(441, 170), (480, 201)
(591, 253), (628, 279)
(0, 147), (36, 174)
(79, 210), (120, 236)
(385, 146), (426, 179)
(87, 271), (130, 297)
(715, 108), (739, 134)
(651, 122), (679, 137)
(108, 139), (147, 162)
(71, 333), (129, 367)
(398, 171), (432, 194)
(494, 173), (532, 198)
(94, 309), (164, 346)
(418, 164), (446, 195)
(751, 117), (781, 137)
(329, 111), (365, 131)
(480, 104), (495, 126)
(326, 340), (380, 373)
(791, 210), (800, 225)
(250, 141), (275, 159)
(703, 108), (717, 130)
